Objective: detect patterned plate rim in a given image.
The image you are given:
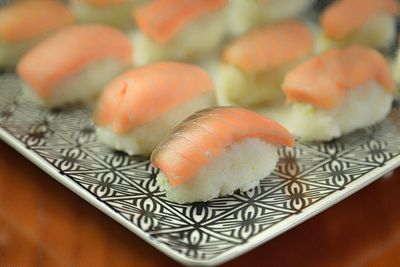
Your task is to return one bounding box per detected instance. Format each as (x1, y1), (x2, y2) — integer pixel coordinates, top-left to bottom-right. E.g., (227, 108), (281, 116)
(1, 122), (400, 267)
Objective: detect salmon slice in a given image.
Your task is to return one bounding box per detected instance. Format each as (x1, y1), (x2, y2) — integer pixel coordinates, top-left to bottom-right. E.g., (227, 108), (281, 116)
(320, 0), (400, 40)
(17, 25), (133, 98)
(0, 0), (74, 43)
(151, 107), (294, 187)
(73, 0), (125, 7)
(94, 62), (214, 134)
(282, 45), (395, 109)
(134, 0), (227, 44)
(222, 20), (313, 73)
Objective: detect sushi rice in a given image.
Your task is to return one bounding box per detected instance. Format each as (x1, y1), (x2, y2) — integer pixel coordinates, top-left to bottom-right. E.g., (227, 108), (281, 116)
(228, 0), (313, 35)
(134, 12), (227, 65)
(394, 48), (400, 86)
(151, 107), (294, 203)
(70, 0), (145, 29)
(157, 138), (278, 204)
(17, 25), (133, 108)
(219, 20), (313, 107)
(94, 62), (216, 156)
(219, 60), (299, 107)
(318, 13), (397, 51)
(286, 80), (394, 141)
(96, 91), (214, 155)
(22, 59), (127, 107)
(0, 0), (74, 68)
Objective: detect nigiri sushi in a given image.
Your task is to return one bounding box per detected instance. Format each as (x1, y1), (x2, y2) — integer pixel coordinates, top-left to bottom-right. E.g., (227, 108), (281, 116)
(94, 62), (215, 155)
(395, 40), (400, 87)
(133, 0), (227, 65)
(0, 0), (74, 68)
(319, 0), (400, 51)
(220, 20), (313, 107)
(227, 0), (314, 36)
(282, 45), (395, 141)
(70, 0), (145, 28)
(151, 107), (294, 203)
(17, 25), (133, 107)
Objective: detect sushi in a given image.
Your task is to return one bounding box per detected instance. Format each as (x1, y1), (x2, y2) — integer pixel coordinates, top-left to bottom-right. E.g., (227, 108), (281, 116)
(151, 107), (294, 203)
(94, 62), (215, 155)
(70, 0), (145, 29)
(133, 0), (227, 65)
(227, 0), (314, 36)
(17, 25), (133, 107)
(319, 0), (400, 51)
(220, 20), (313, 107)
(282, 45), (395, 141)
(395, 39), (400, 87)
(0, 0), (74, 68)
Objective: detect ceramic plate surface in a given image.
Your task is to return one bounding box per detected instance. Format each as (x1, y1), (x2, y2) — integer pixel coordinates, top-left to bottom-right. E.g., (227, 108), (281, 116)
(1, 72), (400, 266)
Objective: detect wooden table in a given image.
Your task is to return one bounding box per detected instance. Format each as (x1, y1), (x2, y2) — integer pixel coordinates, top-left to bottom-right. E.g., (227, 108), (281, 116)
(1, 140), (400, 267)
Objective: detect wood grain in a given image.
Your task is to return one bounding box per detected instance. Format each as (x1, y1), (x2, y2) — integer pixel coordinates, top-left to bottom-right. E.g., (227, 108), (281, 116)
(0, 140), (400, 267)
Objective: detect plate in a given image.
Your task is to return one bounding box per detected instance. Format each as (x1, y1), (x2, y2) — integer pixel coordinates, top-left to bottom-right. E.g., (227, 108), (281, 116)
(1, 72), (400, 266)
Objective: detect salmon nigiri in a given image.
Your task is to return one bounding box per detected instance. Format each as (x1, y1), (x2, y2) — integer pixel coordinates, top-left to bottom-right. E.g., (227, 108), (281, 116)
(0, 0), (74, 68)
(70, 0), (145, 28)
(219, 20), (313, 107)
(282, 45), (395, 141)
(94, 62), (215, 155)
(151, 107), (294, 203)
(17, 25), (133, 107)
(395, 40), (400, 85)
(319, 0), (400, 50)
(133, 0), (228, 65)
(227, 0), (314, 35)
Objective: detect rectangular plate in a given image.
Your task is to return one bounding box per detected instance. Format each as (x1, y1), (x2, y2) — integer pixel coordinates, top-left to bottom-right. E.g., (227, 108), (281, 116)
(1, 73), (400, 266)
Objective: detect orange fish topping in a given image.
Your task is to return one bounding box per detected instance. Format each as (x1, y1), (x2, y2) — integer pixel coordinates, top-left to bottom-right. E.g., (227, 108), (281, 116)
(0, 0), (74, 43)
(17, 25), (133, 97)
(95, 62), (214, 133)
(151, 107), (294, 187)
(222, 20), (313, 73)
(134, 0), (226, 44)
(321, 0), (400, 40)
(282, 45), (395, 109)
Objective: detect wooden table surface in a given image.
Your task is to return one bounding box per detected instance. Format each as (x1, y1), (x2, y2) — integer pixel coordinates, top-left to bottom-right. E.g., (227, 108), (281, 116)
(0, 140), (400, 267)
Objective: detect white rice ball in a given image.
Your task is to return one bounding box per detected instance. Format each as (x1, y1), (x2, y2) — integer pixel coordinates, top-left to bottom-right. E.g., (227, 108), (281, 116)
(70, 0), (145, 29)
(23, 58), (126, 107)
(156, 138), (279, 204)
(318, 13), (396, 52)
(219, 61), (301, 107)
(133, 11), (227, 65)
(228, 0), (313, 36)
(96, 92), (214, 156)
(285, 80), (394, 141)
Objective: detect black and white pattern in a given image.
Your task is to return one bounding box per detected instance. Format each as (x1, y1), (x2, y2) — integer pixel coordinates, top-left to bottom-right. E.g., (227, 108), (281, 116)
(0, 73), (400, 266)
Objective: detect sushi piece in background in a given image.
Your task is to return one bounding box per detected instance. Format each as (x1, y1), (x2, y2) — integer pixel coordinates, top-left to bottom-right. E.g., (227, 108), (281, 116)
(319, 0), (400, 51)
(0, 0), (74, 68)
(151, 107), (294, 203)
(70, 0), (146, 29)
(227, 0), (314, 36)
(17, 25), (133, 107)
(94, 62), (215, 155)
(395, 39), (400, 88)
(133, 0), (227, 65)
(282, 45), (395, 141)
(220, 20), (313, 107)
